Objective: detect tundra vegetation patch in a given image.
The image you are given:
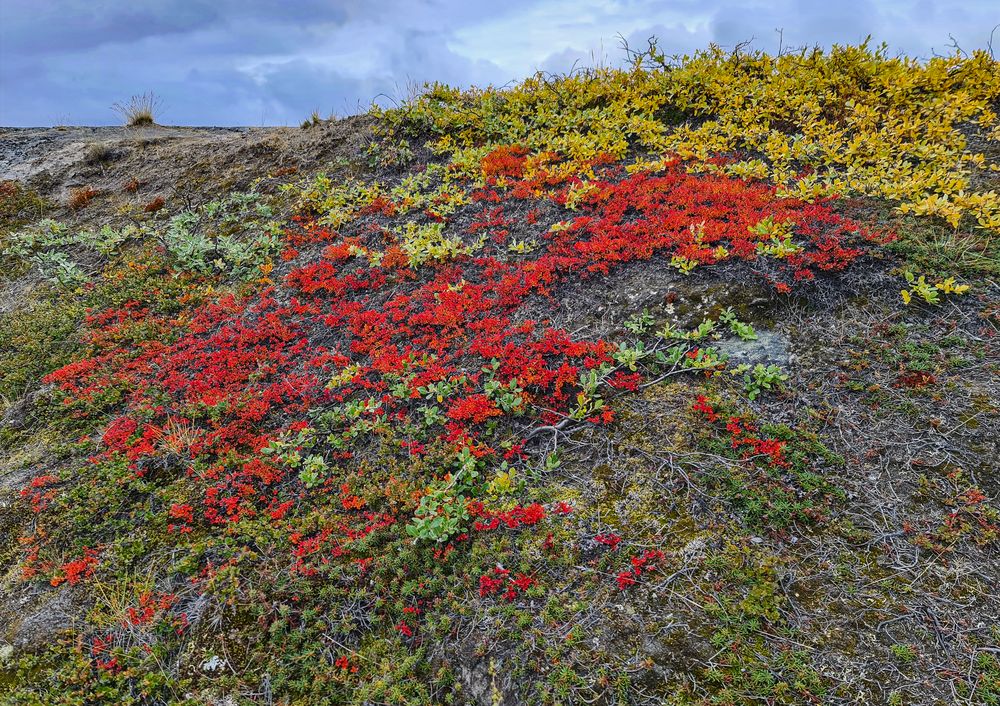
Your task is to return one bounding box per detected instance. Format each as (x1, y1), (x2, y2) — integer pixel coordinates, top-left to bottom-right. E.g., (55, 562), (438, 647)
(1, 41), (998, 705)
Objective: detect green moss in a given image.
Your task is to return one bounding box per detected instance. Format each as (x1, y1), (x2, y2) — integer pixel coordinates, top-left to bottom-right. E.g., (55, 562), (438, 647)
(888, 214), (1000, 279)
(890, 644), (917, 663)
(0, 295), (85, 408)
(694, 541), (828, 704)
(0, 181), (48, 233)
(690, 393), (844, 531)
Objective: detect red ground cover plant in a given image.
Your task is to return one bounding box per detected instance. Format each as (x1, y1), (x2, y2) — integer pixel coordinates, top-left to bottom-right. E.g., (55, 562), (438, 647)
(615, 549), (665, 590)
(479, 566), (537, 600)
(481, 145), (529, 180)
(20, 474), (60, 513)
(692, 397), (789, 467)
(594, 532), (622, 549)
(50, 548), (100, 587)
(26, 156), (877, 652)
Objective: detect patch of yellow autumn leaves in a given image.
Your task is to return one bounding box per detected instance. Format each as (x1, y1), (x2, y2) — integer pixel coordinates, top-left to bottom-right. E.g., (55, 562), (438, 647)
(374, 39), (1000, 234)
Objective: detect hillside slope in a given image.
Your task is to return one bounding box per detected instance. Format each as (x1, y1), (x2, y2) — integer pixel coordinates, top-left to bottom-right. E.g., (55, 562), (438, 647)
(1, 42), (998, 705)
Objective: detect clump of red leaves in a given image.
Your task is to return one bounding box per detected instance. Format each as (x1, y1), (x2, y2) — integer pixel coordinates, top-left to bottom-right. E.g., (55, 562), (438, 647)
(481, 145), (529, 180)
(468, 501), (546, 531)
(479, 566), (536, 600)
(894, 370), (936, 389)
(693, 398), (789, 467)
(615, 549), (665, 590)
(20, 474), (60, 513)
(50, 548), (100, 587)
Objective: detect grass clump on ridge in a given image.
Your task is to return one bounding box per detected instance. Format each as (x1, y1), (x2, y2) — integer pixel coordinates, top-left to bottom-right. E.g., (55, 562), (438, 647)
(111, 92), (161, 127)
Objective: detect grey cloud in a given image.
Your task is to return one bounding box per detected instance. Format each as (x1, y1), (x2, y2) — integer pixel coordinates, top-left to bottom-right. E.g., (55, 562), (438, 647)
(1, 0), (351, 54)
(1, 0), (997, 126)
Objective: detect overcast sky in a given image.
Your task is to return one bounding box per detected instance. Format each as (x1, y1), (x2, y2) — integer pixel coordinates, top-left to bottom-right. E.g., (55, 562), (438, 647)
(1, 0), (998, 127)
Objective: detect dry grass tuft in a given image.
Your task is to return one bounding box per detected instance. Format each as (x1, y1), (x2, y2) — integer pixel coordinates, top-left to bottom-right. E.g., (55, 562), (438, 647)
(112, 92), (162, 127)
(84, 143), (117, 165)
(300, 110), (328, 129)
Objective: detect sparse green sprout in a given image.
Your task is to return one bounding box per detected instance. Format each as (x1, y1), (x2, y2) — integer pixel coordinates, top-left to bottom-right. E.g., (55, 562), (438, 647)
(569, 369), (607, 420)
(662, 344), (725, 372)
(483, 376), (525, 414)
(507, 238), (538, 254)
(326, 364), (362, 390)
(755, 233), (803, 258)
(298, 454), (329, 488)
(890, 644), (917, 664)
(366, 137), (414, 168)
(656, 321), (679, 339)
(900, 271), (970, 304)
(31, 251), (87, 287)
(612, 341), (649, 371)
(719, 307), (758, 340)
(689, 318), (717, 340)
(654, 317), (719, 341)
(406, 484), (469, 543)
(670, 254), (699, 274)
(733, 363), (789, 400)
(487, 465), (520, 496)
(624, 309), (655, 334)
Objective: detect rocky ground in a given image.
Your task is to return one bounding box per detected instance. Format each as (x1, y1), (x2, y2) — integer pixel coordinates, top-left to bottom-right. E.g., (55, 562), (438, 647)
(0, 120), (372, 215)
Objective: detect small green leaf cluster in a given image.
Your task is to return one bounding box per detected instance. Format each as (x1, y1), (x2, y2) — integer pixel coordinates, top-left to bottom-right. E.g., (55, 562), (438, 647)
(718, 307), (757, 340)
(3, 219), (138, 286)
(406, 484), (470, 542)
(406, 447), (486, 543)
(732, 363), (789, 400)
(160, 191), (280, 277)
(900, 271), (970, 305)
(395, 221), (473, 266)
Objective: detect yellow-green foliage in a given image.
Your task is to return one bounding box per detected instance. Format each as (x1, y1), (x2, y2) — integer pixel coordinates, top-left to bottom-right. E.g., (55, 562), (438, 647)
(0, 181), (48, 235)
(0, 296), (85, 407)
(379, 40), (1000, 233)
(900, 271), (971, 305)
(289, 175), (385, 228)
(389, 163), (470, 217)
(290, 164), (473, 235)
(395, 220), (474, 266)
(379, 65), (672, 178)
